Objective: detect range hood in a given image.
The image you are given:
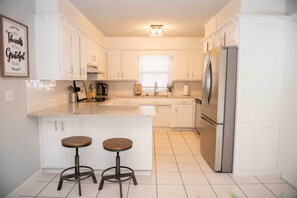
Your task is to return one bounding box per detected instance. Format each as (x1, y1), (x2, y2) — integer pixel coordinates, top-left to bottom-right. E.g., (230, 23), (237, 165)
(87, 65), (103, 74)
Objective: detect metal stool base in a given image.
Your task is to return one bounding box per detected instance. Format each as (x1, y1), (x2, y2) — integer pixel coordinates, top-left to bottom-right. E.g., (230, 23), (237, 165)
(57, 148), (97, 196)
(99, 152), (137, 198)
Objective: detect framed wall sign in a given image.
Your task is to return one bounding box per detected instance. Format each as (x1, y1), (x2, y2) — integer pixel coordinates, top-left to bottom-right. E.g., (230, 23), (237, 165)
(73, 80), (87, 101)
(0, 15), (29, 77)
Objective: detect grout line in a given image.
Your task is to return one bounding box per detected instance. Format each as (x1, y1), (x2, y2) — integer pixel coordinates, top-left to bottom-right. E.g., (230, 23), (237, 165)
(227, 173), (249, 198)
(170, 129), (189, 198)
(35, 173), (59, 197)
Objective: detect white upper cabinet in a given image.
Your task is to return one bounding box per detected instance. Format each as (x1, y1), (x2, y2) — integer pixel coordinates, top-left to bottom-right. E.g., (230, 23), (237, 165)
(86, 38), (99, 67)
(35, 15), (87, 80)
(108, 51), (139, 80)
(173, 51), (203, 81)
(121, 51), (139, 80)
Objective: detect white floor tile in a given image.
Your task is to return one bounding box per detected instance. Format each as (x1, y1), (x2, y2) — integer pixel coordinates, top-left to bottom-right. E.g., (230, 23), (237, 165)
(171, 143), (189, 149)
(170, 138), (186, 144)
(173, 148), (193, 156)
(199, 162), (215, 173)
(186, 139), (201, 144)
(178, 163), (203, 173)
(156, 163), (179, 173)
(256, 175), (286, 184)
(157, 173), (183, 184)
(229, 174), (260, 184)
(97, 183), (129, 198)
(265, 183), (297, 198)
(185, 184), (217, 198)
(156, 155), (176, 163)
(175, 155), (197, 163)
(38, 182), (75, 197)
(155, 142), (172, 149)
(212, 184), (247, 198)
(128, 184), (157, 198)
(135, 173), (156, 184)
(18, 181), (48, 197)
(181, 173), (209, 184)
(155, 148), (174, 156)
(205, 173), (235, 185)
(32, 171), (59, 182)
(239, 184), (276, 198)
(67, 183), (99, 198)
(195, 155), (207, 163)
(157, 185), (187, 198)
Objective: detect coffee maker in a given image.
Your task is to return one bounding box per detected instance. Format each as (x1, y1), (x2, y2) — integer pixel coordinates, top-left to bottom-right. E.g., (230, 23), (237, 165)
(97, 83), (108, 96)
(96, 83), (108, 102)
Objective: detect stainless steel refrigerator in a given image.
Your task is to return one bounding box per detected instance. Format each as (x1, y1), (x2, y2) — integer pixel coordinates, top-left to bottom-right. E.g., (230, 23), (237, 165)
(201, 46), (237, 172)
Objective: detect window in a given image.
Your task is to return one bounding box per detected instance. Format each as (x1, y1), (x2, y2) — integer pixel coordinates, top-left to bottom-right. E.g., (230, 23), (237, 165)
(140, 55), (172, 91)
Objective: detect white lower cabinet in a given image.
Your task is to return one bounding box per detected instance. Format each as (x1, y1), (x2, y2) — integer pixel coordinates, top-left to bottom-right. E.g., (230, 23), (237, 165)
(154, 106), (171, 127)
(40, 117), (80, 168)
(171, 105), (194, 128)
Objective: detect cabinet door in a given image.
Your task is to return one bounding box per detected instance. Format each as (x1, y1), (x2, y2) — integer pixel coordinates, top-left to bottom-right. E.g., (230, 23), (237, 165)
(60, 23), (72, 79)
(98, 47), (107, 79)
(71, 29), (81, 79)
(190, 52), (203, 80)
(155, 106), (170, 127)
(60, 117), (80, 168)
(86, 38), (98, 66)
(40, 117), (62, 168)
(108, 51), (121, 80)
(80, 34), (87, 80)
(172, 105), (194, 127)
(173, 52), (190, 80)
(121, 51), (139, 80)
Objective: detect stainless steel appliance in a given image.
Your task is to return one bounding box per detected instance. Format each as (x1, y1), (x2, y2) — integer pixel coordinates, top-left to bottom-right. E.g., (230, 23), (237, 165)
(195, 98), (202, 133)
(97, 83), (108, 96)
(201, 46), (237, 172)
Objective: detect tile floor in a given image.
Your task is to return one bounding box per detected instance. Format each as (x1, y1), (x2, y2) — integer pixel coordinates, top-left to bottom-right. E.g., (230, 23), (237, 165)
(15, 129), (297, 198)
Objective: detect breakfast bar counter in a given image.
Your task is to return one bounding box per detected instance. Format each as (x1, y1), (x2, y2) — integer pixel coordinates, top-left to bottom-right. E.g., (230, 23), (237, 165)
(28, 102), (154, 172)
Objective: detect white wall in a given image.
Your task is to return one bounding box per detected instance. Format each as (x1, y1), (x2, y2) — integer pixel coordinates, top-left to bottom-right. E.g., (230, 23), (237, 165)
(278, 13), (297, 188)
(241, 0), (286, 15)
(105, 37), (203, 50)
(0, 0), (40, 197)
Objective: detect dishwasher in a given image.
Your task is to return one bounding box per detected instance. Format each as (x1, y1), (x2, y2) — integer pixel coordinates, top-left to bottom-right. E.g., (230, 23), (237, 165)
(195, 98), (202, 133)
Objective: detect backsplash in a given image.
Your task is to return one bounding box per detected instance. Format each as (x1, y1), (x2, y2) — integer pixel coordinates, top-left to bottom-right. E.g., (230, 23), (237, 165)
(25, 80), (73, 113)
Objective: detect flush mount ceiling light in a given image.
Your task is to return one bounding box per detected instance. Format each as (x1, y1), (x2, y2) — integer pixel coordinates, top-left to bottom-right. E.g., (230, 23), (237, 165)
(150, 25), (163, 37)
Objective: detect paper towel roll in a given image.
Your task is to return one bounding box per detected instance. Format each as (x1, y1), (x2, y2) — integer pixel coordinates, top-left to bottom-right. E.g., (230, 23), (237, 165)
(183, 84), (189, 96)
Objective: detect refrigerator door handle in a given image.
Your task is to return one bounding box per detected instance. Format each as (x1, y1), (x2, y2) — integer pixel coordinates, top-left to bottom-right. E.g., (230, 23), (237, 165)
(207, 62), (213, 104)
(203, 60), (210, 104)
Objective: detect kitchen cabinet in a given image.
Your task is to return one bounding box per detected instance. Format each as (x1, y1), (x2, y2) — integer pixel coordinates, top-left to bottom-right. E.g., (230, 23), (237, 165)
(171, 99), (195, 128)
(154, 106), (171, 127)
(107, 51), (139, 80)
(39, 117), (80, 168)
(172, 51), (203, 81)
(35, 15), (87, 80)
(86, 38), (99, 67)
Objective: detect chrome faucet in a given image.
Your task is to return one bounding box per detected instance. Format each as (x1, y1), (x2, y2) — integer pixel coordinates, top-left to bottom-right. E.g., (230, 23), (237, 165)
(154, 81), (159, 95)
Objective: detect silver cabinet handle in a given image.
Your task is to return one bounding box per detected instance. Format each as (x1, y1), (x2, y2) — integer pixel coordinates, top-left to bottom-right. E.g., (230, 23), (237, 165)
(55, 121), (57, 131)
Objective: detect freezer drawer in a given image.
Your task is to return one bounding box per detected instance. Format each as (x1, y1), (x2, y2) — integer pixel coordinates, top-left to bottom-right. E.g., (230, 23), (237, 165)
(200, 115), (223, 171)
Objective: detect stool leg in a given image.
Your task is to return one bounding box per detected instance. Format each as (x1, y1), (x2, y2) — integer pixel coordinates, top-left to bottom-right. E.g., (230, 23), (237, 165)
(131, 174), (138, 185)
(118, 178), (123, 198)
(74, 148), (82, 196)
(99, 177), (105, 190)
(57, 176), (63, 190)
(116, 152), (124, 198)
(91, 172), (97, 184)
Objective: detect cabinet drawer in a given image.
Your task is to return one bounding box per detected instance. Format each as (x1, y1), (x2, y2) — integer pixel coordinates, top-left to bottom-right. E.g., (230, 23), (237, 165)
(172, 99), (194, 105)
(139, 99), (172, 106)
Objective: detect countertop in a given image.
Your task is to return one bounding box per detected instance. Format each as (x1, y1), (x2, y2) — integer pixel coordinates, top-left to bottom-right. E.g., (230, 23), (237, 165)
(28, 101), (155, 117)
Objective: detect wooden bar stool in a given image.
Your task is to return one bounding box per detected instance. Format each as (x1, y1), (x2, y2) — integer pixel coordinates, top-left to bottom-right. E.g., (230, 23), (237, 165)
(57, 136), (97, 196)
(99, 138), (137, 198)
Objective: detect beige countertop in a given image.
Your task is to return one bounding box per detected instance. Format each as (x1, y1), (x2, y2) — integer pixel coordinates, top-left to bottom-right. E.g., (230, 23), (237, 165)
(28, 101), (155, 117)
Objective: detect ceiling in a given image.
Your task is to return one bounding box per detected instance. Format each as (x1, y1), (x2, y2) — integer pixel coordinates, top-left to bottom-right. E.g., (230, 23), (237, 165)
(69, 0), (231, 37)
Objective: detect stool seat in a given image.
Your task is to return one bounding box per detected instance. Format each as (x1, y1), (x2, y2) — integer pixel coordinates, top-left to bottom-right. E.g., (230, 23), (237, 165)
(103, 138), (132, 152)
(62, 136), (92, 148)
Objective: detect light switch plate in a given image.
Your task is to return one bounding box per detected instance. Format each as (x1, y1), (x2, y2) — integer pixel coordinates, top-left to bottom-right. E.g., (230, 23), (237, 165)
(5, 90), (14, 102)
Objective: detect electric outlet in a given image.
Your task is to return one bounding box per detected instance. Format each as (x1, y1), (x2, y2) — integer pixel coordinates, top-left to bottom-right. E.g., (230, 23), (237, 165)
(5, 90), (14, 102)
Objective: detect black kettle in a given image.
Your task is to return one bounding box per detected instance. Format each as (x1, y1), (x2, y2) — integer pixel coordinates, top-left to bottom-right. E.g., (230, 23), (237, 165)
(97, 83), (108, 96)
